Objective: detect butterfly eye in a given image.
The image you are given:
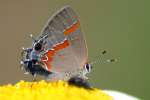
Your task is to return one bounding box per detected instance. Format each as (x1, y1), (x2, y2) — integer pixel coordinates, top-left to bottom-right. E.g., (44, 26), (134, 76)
(34, 43), (42, 51)
(84, 63), (92, 73)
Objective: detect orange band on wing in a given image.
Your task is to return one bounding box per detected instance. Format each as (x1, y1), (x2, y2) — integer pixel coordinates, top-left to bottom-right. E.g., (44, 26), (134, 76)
(41, 40), (69, 71)
(64, 21), (80, 35)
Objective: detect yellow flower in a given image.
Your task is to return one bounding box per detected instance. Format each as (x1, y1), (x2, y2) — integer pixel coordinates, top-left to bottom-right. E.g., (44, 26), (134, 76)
(0, 80), (112, 100)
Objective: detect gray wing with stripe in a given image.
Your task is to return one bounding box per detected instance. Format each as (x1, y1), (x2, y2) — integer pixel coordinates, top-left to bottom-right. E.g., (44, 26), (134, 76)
(38, 6), (88, 73)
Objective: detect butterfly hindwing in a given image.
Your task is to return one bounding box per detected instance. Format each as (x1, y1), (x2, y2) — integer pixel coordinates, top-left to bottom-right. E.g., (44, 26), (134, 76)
(38, 6), (88, 73)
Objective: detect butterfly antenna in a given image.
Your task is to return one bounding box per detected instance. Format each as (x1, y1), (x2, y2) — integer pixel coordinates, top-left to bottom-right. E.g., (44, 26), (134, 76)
(90, 50), (107, 65)
(30, 34), (37, 42)
(90, 50), (117, 65)
(106, 58), (117, 63)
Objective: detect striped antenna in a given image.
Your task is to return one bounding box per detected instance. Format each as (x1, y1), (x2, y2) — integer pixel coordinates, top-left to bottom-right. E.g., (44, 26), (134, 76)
(22, 47), (25, 50)
(30, 34), (37, 42)
(90, 50), (117, 65)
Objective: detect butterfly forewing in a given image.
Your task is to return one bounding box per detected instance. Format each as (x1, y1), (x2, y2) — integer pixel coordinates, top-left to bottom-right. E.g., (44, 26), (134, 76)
(39, 6), (88, 73)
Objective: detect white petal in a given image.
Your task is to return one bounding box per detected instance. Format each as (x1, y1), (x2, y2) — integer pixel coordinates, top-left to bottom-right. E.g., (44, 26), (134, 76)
(103, 90), (140, 100)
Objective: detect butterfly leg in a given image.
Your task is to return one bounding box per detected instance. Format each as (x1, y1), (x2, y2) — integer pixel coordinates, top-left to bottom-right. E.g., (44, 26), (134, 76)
(22, 60), (53, 80)
(32, 74), (37, 81)
(31, 64), (53, 78)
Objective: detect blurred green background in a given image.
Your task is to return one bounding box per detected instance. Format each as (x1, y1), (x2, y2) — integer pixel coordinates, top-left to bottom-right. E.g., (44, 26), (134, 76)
(0, 0), (149, 99)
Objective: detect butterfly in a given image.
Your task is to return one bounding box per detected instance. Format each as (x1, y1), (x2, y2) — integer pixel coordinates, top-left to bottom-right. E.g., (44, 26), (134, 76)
(20, 6), (92, 88)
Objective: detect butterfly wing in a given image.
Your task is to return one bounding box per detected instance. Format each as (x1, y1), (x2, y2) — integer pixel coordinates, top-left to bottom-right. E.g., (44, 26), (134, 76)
(38, 6), (88, 73)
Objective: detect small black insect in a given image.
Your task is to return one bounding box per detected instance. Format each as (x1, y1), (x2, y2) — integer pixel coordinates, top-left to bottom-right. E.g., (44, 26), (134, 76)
(68, 76), (92, 89)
